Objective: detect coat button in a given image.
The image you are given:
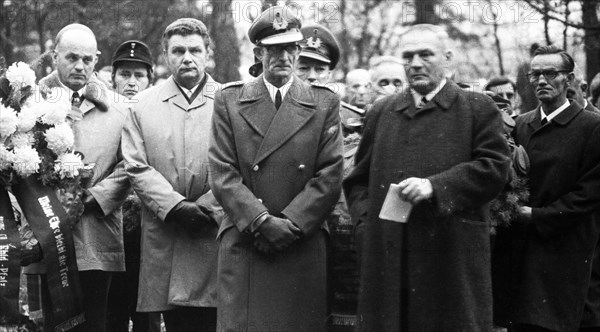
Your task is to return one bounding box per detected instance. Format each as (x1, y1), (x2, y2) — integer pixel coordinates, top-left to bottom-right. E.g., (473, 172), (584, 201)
(298, 164), (305, 171)
(258, 198), (263, 203)
(253, 165), (259, 171)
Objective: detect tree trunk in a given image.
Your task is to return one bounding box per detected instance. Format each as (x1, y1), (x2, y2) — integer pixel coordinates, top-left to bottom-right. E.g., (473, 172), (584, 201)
(543, 0), (552, 45)
(339, 0), (349, 75)
(209, 0), (241, 83)
(582, 0), (600, 82)
(488, 0), (504, 75)
(262, 0), (278, 11)
(415, 0), (438, 24)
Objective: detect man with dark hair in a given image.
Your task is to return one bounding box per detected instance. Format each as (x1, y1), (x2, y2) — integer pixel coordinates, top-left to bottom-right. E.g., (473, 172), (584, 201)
(209, 6), (343, 331)
(485, 76), (517, 114)
(110, 40), (154, 100)
(38, 23), (131, 332)
(121, 18), (221, 332)
(494, 45), (600, 332)
(344, 23), (510, 331)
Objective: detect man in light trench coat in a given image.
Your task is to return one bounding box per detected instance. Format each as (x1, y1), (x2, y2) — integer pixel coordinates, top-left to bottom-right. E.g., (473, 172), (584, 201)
(121, 18), (222, 332)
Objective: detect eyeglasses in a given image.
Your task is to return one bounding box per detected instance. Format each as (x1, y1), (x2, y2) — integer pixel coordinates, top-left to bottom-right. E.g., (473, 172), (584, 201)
(265, 43), (300, 55)
(527, 69), (570, 82)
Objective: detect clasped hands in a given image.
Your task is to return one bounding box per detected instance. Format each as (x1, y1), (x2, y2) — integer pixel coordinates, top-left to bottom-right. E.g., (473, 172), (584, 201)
(165, 200), (212, 232)
(397, 177), (433, 204)
(254, 215), (302, 254)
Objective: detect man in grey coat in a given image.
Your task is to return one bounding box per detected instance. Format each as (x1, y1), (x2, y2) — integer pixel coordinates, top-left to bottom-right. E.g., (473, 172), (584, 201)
(121, 18), (222, 332)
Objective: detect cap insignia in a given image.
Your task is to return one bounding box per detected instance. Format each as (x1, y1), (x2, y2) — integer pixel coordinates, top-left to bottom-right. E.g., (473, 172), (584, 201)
(272, 12), (288, 30)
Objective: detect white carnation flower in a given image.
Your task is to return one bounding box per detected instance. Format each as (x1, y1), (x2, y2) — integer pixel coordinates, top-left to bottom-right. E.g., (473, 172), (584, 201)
(5, 62), (37, 88)
(12, 146), (41, 176)
(9, 132), (35, 148)
(40, 99), (69, 125)
(55, 152), (84, 178)
(16, 105), (38, 132)
(0, 103), (19, 138)
(45, 123), (74, 154)
(0, 144), (15, 171)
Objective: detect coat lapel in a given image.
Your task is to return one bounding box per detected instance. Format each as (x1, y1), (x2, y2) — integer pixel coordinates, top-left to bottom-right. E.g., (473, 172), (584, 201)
(238, 78), (276, 137)
(397, 81), (459, 118)
(252, 77), (316, 165)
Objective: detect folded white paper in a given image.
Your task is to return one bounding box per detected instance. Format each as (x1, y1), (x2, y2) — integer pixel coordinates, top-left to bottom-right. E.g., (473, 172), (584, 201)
(379, 183), (413, 223)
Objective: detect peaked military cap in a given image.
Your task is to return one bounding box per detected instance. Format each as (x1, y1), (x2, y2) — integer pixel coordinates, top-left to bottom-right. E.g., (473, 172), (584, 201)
(299, 24), (340, 69)
(112, 40), (154, 69)
(248, 6), (303, 45)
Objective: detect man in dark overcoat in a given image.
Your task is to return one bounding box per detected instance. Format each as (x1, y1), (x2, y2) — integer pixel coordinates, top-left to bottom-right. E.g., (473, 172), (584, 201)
(343, 24), (510, 331)
(493, 46), (600, 332)
(208, 6), (343, 332)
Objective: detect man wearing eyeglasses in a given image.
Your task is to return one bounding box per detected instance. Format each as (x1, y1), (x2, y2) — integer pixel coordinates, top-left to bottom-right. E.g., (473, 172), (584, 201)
(343, 24), (510, 331)
(208, 6), (343, 332)
(493, 46), (600, 332)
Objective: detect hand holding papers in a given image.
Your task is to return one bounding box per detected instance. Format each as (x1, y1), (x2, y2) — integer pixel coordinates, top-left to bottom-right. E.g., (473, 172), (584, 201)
(379, 183), (413, 223)
(379, 178), (433, 223)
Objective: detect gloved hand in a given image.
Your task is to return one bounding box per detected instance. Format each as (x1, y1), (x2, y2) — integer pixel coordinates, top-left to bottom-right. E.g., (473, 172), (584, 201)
(82, 189), (103, 217)
(165, 200), (212, 232)
(258, 216), (301, 251)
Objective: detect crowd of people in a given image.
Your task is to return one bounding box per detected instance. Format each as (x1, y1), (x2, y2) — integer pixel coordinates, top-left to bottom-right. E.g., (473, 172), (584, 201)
(5, 4), (600, 332)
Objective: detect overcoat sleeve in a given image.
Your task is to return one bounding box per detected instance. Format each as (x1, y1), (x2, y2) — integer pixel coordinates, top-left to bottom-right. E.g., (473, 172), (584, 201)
(208, 88), (269, 232)
(280, 92), (343, 235)
(88, 105), (130, 215)
(532, 122), (600, 238)
(427, 96), (510, 215)
(88, 157), (130, 216)
(342, 102), (380, 227)
(121, 106), (184, 221)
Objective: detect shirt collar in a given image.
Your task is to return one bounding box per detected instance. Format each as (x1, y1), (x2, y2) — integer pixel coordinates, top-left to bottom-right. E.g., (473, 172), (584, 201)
(58, 80), (86, 101)
(263, 75), (294, 102)
(180, 83), (200, 98)
(541, 99), (570, 122)
(411, 78), (447, 106)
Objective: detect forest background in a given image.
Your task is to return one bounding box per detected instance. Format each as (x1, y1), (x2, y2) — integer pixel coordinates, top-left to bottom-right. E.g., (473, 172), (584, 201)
(2, 0), (599, 88)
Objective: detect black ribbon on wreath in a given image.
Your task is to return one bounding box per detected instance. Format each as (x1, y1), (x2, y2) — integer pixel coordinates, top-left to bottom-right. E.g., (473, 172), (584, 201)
(12, 176), (85, 332)
(0, 187), (21, 326)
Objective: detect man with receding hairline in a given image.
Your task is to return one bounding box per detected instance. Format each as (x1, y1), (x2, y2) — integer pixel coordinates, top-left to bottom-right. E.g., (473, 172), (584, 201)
(344, 24), (510, 331)
(37, 23), (130, 332)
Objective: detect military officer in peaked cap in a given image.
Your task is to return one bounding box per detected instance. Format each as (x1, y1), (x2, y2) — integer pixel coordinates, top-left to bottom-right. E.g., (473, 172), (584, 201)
(296, 24), (365, 134)
(209, 6), (343, 331)
(295, 23), (363, 324)
(110, 40), (154, 100)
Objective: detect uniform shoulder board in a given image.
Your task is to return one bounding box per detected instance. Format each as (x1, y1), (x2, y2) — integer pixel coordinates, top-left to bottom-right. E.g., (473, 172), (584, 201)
(310, 82), (336, 92)
(341, 101), (366, 115)
(222, 81), (245, 89)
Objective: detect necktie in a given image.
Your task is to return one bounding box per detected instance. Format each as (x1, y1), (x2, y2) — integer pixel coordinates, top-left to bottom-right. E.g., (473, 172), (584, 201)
(71, 92), (83, 108)
(541, 117), (548, 126)
(417, 96), (427, 109)
(275, 90), (282, 110)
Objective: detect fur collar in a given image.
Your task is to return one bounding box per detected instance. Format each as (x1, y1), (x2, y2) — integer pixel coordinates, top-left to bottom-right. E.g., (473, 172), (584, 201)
(39, 71), (109, 112)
